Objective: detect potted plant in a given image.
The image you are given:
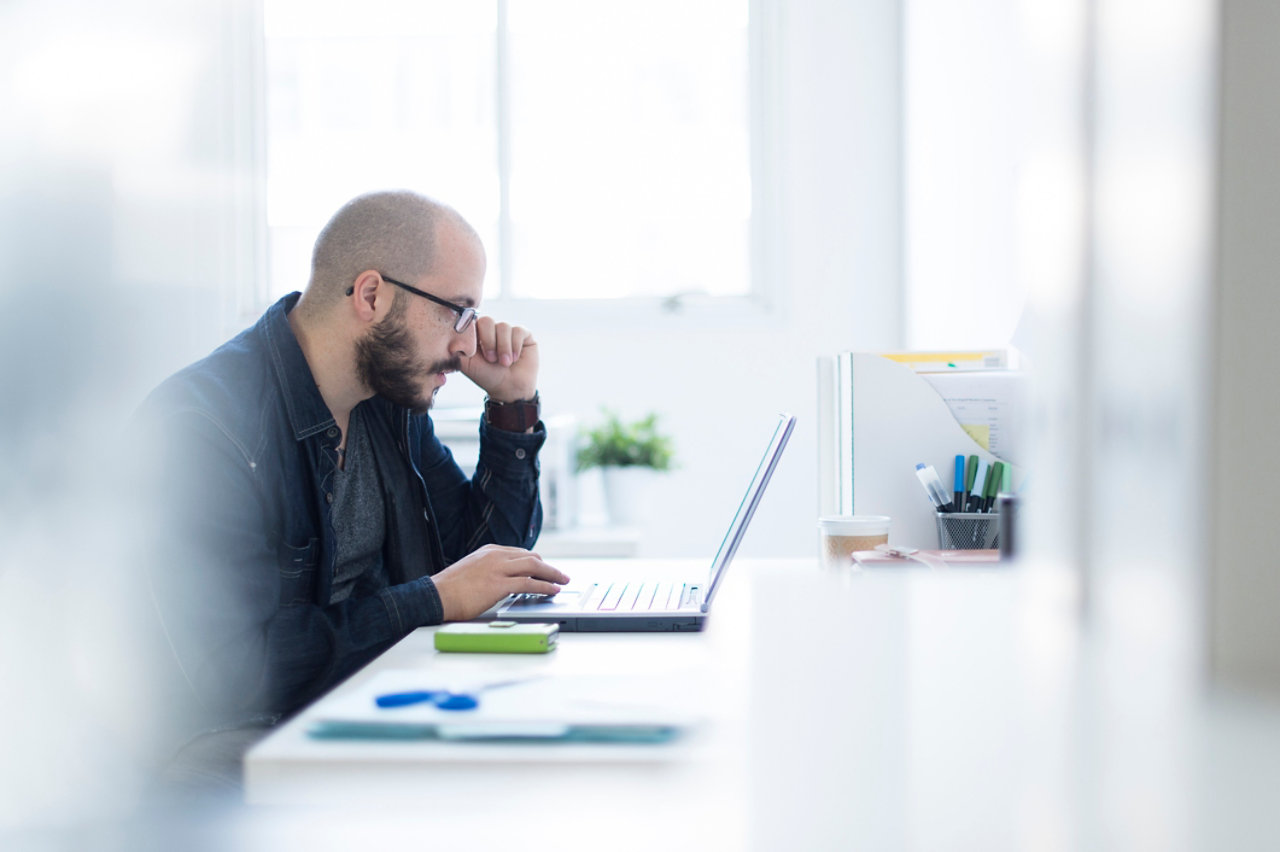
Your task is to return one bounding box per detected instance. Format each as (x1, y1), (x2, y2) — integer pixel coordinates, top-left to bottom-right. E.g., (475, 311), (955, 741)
(575, 410), (676, 525)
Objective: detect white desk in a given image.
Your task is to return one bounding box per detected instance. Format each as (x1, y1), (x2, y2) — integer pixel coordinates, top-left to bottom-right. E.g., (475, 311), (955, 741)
(244, 558), (1280, 850)
(245, 558), (758, 849)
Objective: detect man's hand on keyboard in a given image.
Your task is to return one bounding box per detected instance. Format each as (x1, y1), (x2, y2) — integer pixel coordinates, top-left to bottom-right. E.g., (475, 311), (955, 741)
(433, 544), (570, 622)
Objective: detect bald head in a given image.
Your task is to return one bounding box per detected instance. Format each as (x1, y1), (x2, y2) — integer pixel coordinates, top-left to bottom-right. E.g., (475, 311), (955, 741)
(303, 190), (482, 313)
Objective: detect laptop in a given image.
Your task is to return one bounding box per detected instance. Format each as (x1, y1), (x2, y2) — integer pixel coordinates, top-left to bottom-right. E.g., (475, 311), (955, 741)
(494, 413), (796, 632)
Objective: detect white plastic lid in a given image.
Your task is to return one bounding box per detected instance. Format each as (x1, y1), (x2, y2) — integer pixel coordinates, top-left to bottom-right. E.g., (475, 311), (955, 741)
(816, 514), (891, 535)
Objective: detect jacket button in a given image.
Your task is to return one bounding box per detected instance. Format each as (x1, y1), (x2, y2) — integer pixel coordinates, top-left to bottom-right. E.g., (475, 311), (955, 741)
(515, 448), (526, 460)
(326, 427), (338, 438)
(326, 492), (334, 504)
(422, 509), (431, 523)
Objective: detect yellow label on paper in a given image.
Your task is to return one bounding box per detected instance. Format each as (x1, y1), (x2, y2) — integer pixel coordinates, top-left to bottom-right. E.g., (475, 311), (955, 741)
(960, 423), (991, 451)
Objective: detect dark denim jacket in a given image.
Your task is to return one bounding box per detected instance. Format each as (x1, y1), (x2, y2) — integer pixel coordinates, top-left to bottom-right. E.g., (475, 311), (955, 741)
(136, 293), (543, 735)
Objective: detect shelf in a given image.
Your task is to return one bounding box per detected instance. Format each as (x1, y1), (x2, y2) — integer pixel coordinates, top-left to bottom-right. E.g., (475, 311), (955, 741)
(535, 526), (641, 559)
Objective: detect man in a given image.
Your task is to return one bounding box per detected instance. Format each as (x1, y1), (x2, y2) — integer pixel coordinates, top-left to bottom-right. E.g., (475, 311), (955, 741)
(137, 190), (568, 785)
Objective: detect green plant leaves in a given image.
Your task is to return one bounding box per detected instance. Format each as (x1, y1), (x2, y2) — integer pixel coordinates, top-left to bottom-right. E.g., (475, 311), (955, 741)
(575, 409), (675, 472)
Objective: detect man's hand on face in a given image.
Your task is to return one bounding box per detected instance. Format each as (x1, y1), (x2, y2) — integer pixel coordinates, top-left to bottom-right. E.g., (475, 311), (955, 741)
(432, 544), (571, 622)
(458, 316), (539, 403)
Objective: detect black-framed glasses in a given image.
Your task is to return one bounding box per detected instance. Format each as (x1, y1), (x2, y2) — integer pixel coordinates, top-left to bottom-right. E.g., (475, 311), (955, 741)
(347, 273), (478, 333)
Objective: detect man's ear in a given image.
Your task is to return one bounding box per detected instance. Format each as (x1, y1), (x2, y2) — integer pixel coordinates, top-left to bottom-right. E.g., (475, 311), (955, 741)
(347, 270), (384, 321)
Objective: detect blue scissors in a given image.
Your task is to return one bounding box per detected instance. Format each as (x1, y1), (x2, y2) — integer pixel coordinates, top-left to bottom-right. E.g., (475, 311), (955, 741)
(375, 677), (534, 711)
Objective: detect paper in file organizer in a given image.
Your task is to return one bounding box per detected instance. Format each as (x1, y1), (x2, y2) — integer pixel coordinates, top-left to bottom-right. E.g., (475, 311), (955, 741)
(307, 669), (703, 742)
(918, 371), (1030, 467)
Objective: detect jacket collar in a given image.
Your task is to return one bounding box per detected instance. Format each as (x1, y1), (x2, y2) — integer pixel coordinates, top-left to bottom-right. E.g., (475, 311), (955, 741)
(262, 292), (339, 442)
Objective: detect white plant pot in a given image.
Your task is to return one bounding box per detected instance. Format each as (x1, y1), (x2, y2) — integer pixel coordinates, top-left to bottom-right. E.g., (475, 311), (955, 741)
(600, 466), (658, 527)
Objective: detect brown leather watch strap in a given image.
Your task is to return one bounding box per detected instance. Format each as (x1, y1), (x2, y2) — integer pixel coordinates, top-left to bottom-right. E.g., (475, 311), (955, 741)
(484, 393), (541, 433)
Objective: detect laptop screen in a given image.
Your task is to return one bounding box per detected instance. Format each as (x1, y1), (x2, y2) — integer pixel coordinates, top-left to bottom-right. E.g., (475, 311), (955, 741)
(701, 413), (796, 610)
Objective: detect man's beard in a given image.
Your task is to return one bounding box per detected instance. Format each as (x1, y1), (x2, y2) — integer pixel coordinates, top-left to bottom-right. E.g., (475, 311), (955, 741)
(355, 311), (459, 415)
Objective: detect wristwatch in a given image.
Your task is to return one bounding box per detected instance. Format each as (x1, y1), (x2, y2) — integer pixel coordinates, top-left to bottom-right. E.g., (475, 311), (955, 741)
(484, 393), (541, 433)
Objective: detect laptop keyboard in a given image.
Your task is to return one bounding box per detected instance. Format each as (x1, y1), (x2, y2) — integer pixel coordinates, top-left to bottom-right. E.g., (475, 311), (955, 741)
(596, 581), (698, 611)
(509, 582), (700, 611)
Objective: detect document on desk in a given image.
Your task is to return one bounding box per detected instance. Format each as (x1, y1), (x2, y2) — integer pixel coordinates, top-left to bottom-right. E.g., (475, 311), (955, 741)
(307, 669), (703, 743)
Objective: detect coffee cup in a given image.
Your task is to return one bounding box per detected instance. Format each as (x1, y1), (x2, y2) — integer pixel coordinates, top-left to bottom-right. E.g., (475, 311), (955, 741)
(817, 515), (891, 568)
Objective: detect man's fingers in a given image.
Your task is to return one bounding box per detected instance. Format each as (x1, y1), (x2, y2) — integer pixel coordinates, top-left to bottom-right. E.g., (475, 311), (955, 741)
(494, 322), (514, 366)
(481, 318), (496, 358)
(475, 319), (534, 367)
(474, 316), (497, 363)
(500, 553), (570, 586)
(515, 578), (567, 597)
(507, 328), (532, 366)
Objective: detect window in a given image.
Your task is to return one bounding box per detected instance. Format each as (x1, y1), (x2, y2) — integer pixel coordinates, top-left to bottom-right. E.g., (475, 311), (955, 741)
(263, 0), (754, 310)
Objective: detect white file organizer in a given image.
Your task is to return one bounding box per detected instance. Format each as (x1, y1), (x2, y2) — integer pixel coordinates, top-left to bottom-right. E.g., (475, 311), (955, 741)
(818, 352), (1022, 550)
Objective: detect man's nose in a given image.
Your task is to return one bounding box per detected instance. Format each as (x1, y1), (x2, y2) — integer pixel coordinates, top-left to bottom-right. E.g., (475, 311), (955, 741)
(450, 325), (477, 359)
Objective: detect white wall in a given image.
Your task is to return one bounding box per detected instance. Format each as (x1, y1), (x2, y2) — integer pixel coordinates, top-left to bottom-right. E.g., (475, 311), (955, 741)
(903, 0), (1026, 350)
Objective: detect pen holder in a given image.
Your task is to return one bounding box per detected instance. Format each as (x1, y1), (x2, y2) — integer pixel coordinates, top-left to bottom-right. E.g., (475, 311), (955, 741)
(935, 512), (1000, 550)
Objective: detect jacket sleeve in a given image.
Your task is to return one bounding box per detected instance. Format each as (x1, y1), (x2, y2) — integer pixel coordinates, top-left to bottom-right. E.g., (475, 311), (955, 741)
(413, 414), (544, 564)
(139, 408), (442, 729)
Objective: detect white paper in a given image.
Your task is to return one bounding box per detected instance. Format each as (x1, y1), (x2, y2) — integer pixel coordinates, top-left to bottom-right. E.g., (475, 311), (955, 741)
(920, 371), (1030, 467)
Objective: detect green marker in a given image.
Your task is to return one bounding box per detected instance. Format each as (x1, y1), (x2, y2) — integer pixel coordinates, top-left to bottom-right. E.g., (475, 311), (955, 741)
(982, 462), (1002, 512)
(964, 455), (979, 494)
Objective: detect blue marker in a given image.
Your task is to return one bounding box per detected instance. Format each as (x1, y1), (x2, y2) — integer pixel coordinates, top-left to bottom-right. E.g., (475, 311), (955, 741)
(953, 454), (966, 511)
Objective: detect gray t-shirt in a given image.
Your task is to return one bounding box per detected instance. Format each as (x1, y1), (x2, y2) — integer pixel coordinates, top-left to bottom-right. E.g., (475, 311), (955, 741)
(328, 406), (387, 604)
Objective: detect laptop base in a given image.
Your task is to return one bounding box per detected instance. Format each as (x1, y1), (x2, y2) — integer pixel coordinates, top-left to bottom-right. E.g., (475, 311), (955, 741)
(499, 612), (705, 632)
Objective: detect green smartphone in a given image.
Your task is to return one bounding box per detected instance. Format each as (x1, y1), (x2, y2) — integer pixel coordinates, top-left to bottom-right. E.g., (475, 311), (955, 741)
(434, 621), (559, 654)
